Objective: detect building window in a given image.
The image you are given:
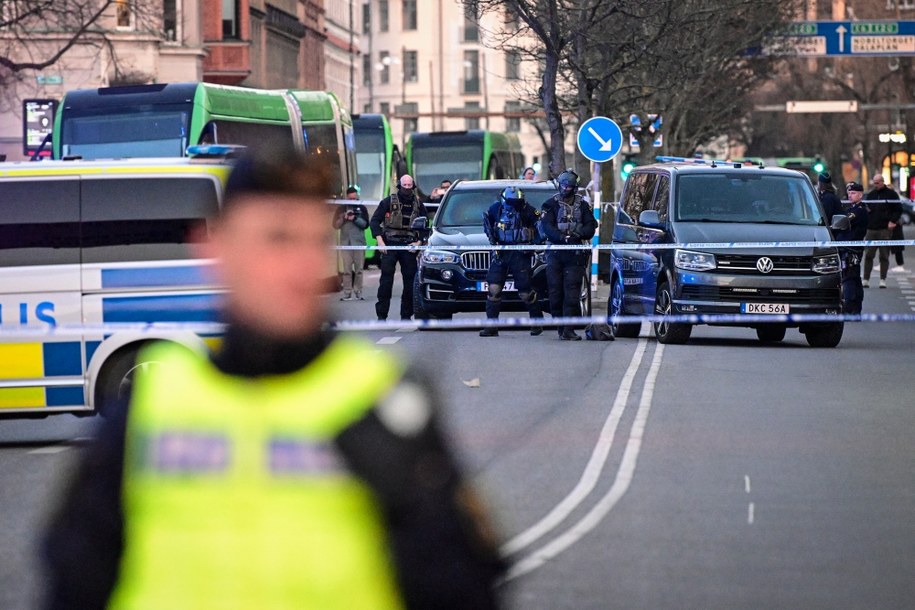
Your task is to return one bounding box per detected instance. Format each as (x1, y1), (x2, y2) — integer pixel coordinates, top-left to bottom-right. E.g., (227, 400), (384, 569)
(222, 0), (238, 38)
(379, 0), (389, 32)
(116, 0), (131, 27)
(363, 103), (372, 113)
(163, 0), (177, 40)
(402, 0), (417, 30)
(465, 101), (481, 130)
(379, 51), (390, 85)
(362, 2), (371, 34)
(363, 54), (372, 86)
(463, 5), (478, 42)
(463, 50), (479, 94)
(505, 101), (521, 132)
(401, 102), (418, 134)
(380, 102), (390, 116)
(504, 7), (519, 31)
(505, 50), (521, 80)
(403, 49), (418, 83)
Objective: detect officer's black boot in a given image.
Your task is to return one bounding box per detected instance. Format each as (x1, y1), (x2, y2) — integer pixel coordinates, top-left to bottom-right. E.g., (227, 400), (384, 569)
(480, 326), (499, 337)
(560, 328), (582, 341)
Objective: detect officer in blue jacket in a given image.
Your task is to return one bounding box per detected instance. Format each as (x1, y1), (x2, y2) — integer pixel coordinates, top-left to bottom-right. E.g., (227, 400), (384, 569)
(480, 186), (544, 337)
(834, 182), (870, 314)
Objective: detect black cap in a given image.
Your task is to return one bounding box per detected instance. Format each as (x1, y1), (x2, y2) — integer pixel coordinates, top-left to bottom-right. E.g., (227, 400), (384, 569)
(818, 172), (831, 184)
(846, 182), (864, 192)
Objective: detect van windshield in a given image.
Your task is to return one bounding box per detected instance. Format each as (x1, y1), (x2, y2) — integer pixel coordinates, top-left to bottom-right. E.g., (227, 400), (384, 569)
(675, 174), (822, 225)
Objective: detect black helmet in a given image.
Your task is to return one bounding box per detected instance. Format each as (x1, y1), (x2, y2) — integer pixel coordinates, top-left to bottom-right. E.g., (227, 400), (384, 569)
(557, 169), (579, 197)
(500, 186), (525, 206)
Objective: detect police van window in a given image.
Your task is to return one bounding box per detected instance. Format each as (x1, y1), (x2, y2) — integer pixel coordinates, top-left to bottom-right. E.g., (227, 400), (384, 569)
(81, 177), (219, 263)
(0, 180), (80, 267)
(652, 175), (670, 222)
(622, 173), (657, 223)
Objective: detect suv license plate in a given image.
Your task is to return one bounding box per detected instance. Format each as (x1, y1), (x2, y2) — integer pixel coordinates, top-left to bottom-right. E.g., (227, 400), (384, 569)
(741, 303), (789, 314)
(477, 281), (516, 292)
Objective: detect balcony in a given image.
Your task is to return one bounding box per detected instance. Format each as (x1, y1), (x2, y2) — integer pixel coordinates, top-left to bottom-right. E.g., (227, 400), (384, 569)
(203, 41), (251, 85)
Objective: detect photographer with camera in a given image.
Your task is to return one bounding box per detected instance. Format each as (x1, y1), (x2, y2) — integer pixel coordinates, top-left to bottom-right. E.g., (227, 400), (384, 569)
(333, 186), (370, 300)
(370, 174), (429, 321)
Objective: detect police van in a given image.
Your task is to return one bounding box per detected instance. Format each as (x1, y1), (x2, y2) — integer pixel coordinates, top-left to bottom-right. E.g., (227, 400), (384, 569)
(0, 157), (232, 418)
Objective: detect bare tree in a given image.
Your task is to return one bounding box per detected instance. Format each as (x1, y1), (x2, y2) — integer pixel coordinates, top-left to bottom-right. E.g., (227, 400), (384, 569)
(0, 0), (161, 92)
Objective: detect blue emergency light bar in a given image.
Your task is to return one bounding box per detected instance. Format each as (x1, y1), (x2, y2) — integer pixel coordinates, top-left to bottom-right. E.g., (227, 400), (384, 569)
(186, 144), (247, 158)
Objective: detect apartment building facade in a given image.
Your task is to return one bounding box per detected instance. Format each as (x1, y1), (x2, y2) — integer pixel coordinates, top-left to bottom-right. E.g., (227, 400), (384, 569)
(358, 0), (546, 168)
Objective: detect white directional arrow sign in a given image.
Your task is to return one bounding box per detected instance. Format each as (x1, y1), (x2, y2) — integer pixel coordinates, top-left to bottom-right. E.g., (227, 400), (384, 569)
(576, 117), (623, 163)
(587, 126), (615, 152)
(836, 24), (847, 52)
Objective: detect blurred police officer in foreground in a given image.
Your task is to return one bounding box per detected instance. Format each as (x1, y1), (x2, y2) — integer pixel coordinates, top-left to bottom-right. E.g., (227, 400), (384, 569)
(540, 169), (597, 341)
(834, 182), (870, 314)
(43, 149), (504, 610)
(370, 174), (429, 321)
(480, 186), (544, 337)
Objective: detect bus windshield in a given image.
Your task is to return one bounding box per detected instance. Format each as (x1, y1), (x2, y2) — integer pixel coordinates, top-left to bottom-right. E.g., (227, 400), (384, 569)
(413, 144), (483, 194)
(676, 174), (822, 225)
(354, 130), (387, 200)
(60, 107), (191, 159)
(304, 123), (342, 192)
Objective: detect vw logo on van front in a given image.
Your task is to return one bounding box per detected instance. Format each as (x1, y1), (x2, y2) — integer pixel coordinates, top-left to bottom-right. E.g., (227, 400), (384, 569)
(756, 257), (774, 274)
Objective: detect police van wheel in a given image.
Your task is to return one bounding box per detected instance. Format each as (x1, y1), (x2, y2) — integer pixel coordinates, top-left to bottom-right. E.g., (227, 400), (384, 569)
(804, 322), (843, 348)
(95, 344), (147, 417)
(579, 276), (592, 318)
(609, 276), (639, 338)
(653, 282), (691, 344)
(756, 324), (787, 343)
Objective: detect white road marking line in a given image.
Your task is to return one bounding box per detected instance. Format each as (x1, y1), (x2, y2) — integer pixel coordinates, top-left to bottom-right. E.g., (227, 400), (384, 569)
(503, 344), (664, 581)
(745, 475), (751, 494)
(748, 502), (755, 525)
(500, 339), (649, 557)
(28, 446), (69, 454)
(375, 336), (401, 345)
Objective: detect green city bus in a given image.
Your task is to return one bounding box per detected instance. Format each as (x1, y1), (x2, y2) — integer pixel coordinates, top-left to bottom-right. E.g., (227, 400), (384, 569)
(405, 130), (524, 195)
(53, 82), (355, 195)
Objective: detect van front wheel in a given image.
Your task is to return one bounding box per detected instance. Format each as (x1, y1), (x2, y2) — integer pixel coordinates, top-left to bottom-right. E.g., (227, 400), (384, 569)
(653, 282), (691, 344)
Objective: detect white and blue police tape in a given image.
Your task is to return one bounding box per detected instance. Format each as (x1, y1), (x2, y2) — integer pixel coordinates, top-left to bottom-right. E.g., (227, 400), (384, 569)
(336, 239), (915, 251)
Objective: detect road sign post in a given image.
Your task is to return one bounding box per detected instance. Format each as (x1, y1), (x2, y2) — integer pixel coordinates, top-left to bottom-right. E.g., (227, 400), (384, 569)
(576, 117), (623, 293)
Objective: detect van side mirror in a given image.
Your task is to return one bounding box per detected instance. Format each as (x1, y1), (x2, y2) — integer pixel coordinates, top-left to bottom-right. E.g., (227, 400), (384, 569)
(830, 214), (849, 231)
(638, 209), (663, 229)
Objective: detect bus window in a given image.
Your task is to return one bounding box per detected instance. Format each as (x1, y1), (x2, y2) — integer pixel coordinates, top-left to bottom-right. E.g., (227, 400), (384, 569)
(354, 129), (387, 200)
(81, 177), (219, 263)
(0, 180), (80, 266)
(413, 144), (483, 193)
(303, 123), (343, 194)
(61, 110), (190, 159)
(208, 120), (293, 153)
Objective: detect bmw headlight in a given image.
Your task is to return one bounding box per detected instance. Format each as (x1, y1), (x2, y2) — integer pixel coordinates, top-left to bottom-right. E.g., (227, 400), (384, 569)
(675, 249), (716, 271)
(421, 249), (459, 264)
(812, 253), (840, 274)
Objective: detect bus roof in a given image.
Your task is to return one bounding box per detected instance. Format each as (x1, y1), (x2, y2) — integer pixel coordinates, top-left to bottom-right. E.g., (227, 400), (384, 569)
(352, 114), (390, 130)
(197, 84), (291, 122)
(286, 90), (338, 122)
(61, 83), (199, 109)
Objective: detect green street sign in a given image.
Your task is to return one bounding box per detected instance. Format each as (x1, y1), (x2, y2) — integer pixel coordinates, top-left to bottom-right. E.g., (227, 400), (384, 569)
(851, 22), (899, 35)
(36, 75), (63, 85)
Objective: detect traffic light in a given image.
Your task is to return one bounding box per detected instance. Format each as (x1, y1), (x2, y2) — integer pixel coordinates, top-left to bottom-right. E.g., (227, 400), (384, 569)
(813, 157), (825, 174)
(621, 154), (637, 180)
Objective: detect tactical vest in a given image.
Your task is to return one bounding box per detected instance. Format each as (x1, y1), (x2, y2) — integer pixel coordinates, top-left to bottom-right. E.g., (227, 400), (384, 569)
(555, 195), (585, 239)
(496, 203), (534, 245)
(108, 338), (405, 610)
(384, 192), (420, 242)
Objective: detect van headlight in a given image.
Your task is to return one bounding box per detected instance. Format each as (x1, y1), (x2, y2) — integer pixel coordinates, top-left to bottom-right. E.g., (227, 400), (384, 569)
(812, 253), (840, 274)
(421, 249), (459, 264)
(675, 249), (716, 271)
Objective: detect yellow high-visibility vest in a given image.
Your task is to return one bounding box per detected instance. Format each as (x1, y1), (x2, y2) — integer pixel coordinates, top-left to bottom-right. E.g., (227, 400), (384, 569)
(109, 337), (405, 610)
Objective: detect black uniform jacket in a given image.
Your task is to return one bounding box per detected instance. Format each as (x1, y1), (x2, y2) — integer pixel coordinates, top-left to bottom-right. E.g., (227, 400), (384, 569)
(42, 324), (505, 610)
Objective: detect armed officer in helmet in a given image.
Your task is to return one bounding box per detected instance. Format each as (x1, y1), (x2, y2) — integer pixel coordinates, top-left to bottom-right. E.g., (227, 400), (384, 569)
(834, 182), (870, 314)
(370, 174), (429, 321)
(540, 169), (597, 341)
(479, 186), (545, 337)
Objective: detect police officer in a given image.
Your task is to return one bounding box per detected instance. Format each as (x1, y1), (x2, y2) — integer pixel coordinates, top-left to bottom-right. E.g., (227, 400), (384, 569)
(43, 150), (504, 610)
(835, 182), (870, 314)
(370, 174), (429, 321)
(479, 186), (544, 337)
(817, 172), (842, 224)
(540, 169), (597, 340)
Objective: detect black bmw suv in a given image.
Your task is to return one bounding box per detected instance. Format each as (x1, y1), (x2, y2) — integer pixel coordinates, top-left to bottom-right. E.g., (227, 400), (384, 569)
(413, 179), (562, 319)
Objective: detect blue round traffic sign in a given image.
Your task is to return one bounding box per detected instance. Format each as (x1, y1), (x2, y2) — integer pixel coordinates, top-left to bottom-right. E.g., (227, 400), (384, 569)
(576, 116), (623, 163)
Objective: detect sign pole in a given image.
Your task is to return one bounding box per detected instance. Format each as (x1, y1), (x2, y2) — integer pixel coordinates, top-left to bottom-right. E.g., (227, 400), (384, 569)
(591, 161), (601, 294)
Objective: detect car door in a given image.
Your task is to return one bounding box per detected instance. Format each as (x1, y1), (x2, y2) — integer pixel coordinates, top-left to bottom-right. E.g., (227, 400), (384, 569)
(614, 171), (659, 313)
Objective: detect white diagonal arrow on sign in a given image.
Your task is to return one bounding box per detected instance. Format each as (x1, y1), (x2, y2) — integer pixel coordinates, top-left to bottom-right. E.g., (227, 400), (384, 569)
(587, 126), (615, 152)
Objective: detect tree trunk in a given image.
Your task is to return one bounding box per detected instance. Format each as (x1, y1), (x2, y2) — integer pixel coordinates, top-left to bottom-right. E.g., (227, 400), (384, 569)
(541, 48), (565, 178)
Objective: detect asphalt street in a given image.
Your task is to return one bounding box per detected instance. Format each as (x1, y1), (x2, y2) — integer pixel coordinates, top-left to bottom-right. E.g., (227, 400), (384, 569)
(2, 264), (914, 609)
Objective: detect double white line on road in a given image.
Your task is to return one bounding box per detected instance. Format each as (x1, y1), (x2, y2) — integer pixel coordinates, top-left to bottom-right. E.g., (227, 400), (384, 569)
(500, 336), (665, 581)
